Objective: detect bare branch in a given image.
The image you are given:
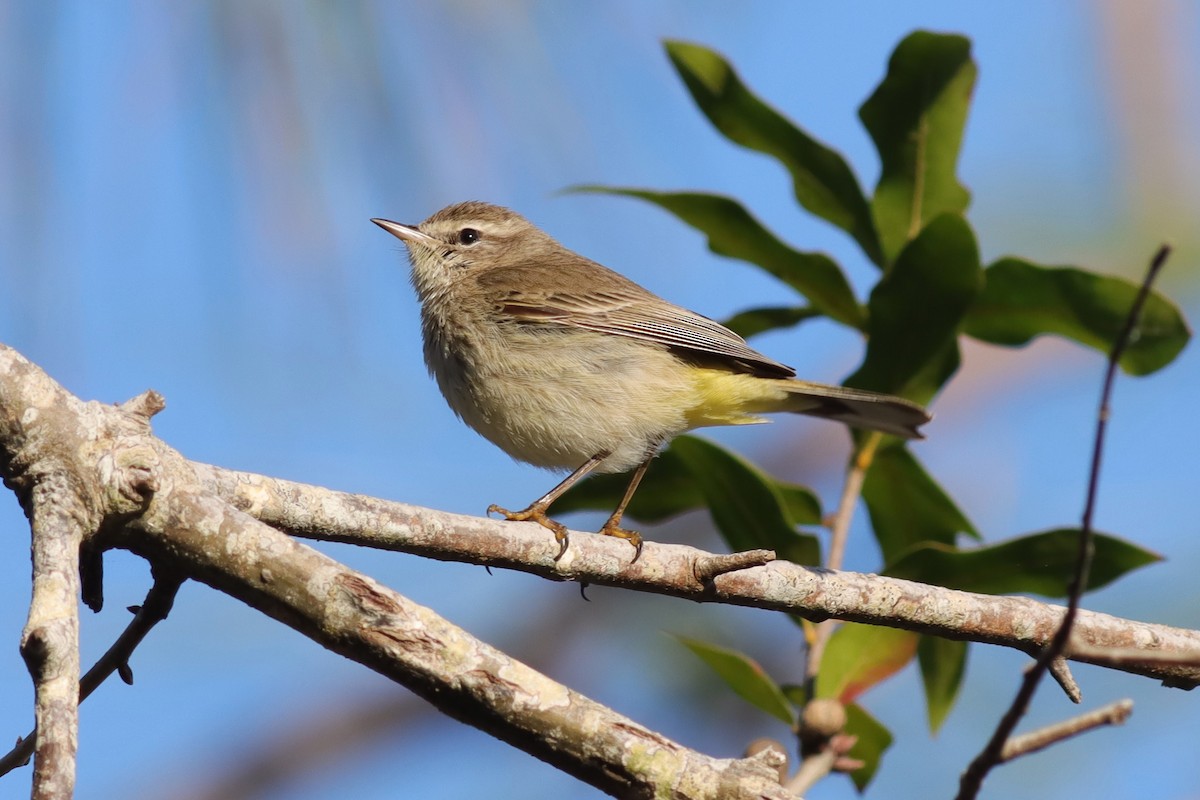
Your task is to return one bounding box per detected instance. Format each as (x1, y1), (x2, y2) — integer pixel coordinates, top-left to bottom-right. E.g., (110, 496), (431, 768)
(20, 486), (85, 800)
(999, 700), (1134, 763)
(957, 244), (1172, 800)
(195, 465), (1200, 688)
(1046, 657), (1081, 704)
(116, 489), (795, 799)
(693, 549), (776, 582)
(0, 572), (184, 778)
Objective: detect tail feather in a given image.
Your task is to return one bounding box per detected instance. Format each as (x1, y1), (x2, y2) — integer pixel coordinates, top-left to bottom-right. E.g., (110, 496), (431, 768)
(771, 379), (931, 439)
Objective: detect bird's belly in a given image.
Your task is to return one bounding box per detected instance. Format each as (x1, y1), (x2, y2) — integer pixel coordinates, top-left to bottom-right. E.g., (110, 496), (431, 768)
(429, 328), (697, 473)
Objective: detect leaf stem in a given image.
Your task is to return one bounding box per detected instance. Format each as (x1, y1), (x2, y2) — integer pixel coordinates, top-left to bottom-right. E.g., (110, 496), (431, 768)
(806, 431), (883, 681)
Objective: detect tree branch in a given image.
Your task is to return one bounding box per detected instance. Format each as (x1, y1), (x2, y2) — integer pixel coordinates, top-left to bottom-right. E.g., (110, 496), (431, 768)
(2, 332), (1197, 798)
(116, 489), (795, 799)
(195, 464), (1200, 687)
(956, 244), (1172, 800)
(20, 485), (85, 800)
(998, 700), (1133, 764)
(0, 572), (184, 778)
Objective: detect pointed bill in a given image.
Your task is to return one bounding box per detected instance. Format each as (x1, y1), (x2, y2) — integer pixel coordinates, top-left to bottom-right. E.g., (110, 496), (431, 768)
(371, 218), (437, 246)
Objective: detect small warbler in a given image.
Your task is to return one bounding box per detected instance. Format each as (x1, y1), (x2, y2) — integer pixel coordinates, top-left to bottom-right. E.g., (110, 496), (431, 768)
(373, 202), (929, 562)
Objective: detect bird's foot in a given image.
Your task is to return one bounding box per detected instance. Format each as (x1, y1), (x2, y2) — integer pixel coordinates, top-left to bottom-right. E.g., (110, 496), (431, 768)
(487, 502), (569, 560)
(599, 520), (643, 564)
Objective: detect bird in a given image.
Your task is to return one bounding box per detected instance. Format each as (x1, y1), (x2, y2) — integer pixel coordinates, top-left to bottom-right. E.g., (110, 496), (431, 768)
(373, 201), (930, 562)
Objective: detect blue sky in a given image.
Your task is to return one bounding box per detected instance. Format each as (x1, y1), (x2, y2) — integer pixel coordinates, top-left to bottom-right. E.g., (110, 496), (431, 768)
(1, 3), (1198, 799)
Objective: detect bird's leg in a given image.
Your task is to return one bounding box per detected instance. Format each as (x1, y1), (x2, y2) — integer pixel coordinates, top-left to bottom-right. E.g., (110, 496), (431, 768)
(598, 454), (654, 563)
(488, 451), (610, 560)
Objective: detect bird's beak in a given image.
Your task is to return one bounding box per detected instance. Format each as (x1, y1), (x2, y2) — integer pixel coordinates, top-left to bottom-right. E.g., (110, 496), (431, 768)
(371, 218), (437, 246)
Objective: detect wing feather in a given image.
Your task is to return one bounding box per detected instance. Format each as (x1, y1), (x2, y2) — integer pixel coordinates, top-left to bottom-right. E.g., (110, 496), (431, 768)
(494, 285), (794, 378)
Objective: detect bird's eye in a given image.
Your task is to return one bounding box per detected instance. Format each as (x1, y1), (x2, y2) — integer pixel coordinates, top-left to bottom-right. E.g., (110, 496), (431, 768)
(456, 228), (481, 245)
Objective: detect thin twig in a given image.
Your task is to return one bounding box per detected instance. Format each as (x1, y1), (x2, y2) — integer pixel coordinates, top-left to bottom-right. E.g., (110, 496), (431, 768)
(0, 571), (185, 778)
(788, 749), (837, 795)
(1046, 656), (1081, 703)
(999, 699), (1133, 763)
(956, 244), (1172, 800)
(693, 549), (776, 583)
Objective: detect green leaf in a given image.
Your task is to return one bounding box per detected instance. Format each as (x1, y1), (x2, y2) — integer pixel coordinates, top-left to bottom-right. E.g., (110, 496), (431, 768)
(721, 305), (822, 339)
(556, 436), (822, 561)
(885, 529), (1162, 597)
(844, 703), (893, 792)
(776, 482), (822, 527)
(671, 436), (821, 564)
(664, 40), (884, 266)
(860, 31), (976, 264)
(780, 683), (808, 708)
(862, 442), (979, 564)
(816, 623), (918, 704)
(846, 214), (982, 403)
(577, 188), (864, 329)
(676, 636), (795, 725)
(917, 636), (966, 734)
(964, 257), (1191, 376)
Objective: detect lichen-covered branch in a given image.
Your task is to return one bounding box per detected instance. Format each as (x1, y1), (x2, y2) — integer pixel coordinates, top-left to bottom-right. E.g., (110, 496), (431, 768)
(197, 464), (1200, 688)
(116, 489), (794, 800)
(20, 484), (85, 800)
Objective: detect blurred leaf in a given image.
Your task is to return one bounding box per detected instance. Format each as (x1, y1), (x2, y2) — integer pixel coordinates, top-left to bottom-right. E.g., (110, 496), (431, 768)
(845, 702), (893, 792)
(863, 442), (979, 563)
(917, 636), (966, 734)
(671, 436), (821, 564)
(555, 444), (702, 522)
(816, 623), (918, 704)
(664, 40), (884, 266)
(721, 305), (822, 339)
(577, 188), (864, 328)
(558, 437), (822, 562)
(885, 529), (1161, 597)
(964, 258), (1191, 376)
(676, 636), (794, 725)
(860, 31), (975, 264)
(776, 482), (822, 527)
(846, 214), (982, 403)
(780, 683), (807, 708)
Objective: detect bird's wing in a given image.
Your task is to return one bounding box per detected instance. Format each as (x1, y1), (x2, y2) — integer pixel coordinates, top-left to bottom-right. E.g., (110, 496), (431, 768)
(482, 264), (795, 378)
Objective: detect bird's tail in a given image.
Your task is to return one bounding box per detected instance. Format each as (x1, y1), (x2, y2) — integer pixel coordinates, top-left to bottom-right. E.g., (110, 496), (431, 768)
(764, 379), (931, 439)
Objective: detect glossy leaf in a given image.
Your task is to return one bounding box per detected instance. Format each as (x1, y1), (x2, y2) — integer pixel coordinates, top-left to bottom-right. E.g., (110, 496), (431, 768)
(578, 188), (864, 328)
(845, 702), (893, 792)
(815, 623), (918, 704)
(860, 31), (975, 264)
(964, 257), (1191, 376)
(721, 305), (822, 339)
(885, 529), (1161, 597)
(665, 40), (884, 266)
(676, 636), (794, 725)
(917, 636), (966, 734)
(670, 436), (821, 564)
(862, 442), (979, 563)
(846, 214), (982, 403)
